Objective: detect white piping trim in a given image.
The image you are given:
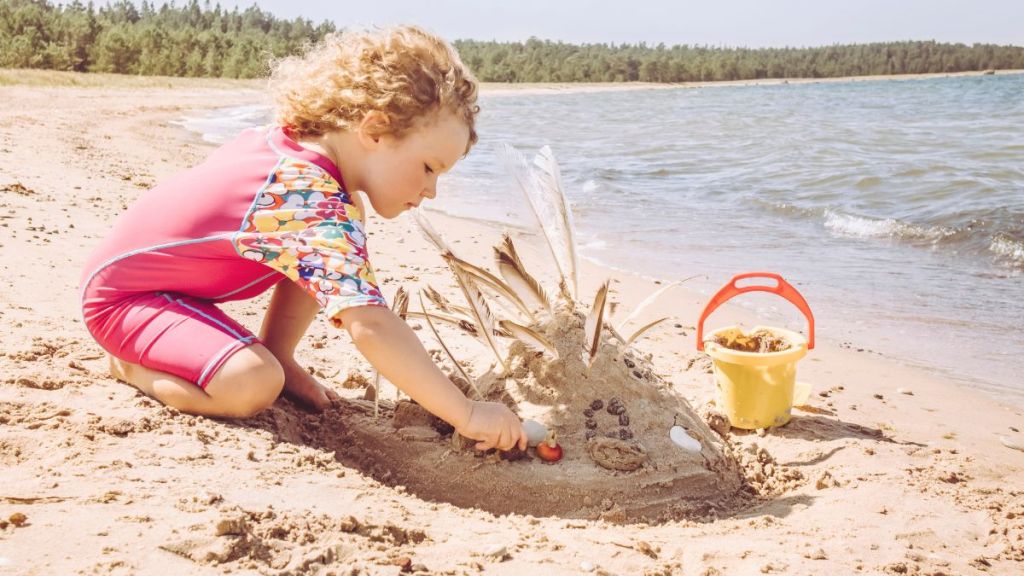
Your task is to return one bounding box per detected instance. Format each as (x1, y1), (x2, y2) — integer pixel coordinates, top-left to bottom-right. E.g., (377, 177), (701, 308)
(235, 154), (287, 236)
(212, 271), (279, 300)
(265, 130), (293, 160)
(79, 234), (233, 327)
(161, 293), (254, 343)
(197, 339), (248, 387)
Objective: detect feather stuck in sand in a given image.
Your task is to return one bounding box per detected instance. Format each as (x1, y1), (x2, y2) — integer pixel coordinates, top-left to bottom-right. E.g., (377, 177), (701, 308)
(375, 145), (749, 520)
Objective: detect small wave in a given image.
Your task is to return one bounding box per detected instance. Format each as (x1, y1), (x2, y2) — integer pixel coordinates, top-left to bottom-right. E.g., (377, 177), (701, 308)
(990, 234), (1024, 264)
(823, 210), (956, 241)
(855, 176), (883, 189)
(174, 104), (271, 144)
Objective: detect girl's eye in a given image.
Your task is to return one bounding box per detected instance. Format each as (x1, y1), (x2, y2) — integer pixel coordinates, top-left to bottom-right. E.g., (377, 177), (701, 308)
(424, 164), (434, 174)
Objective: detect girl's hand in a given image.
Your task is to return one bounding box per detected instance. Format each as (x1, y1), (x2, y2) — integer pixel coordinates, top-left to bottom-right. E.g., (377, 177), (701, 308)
(458, 401), (527, 452)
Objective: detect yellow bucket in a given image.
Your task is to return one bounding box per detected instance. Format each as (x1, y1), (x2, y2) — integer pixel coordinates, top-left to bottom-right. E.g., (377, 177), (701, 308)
(697, 273), (815, 430)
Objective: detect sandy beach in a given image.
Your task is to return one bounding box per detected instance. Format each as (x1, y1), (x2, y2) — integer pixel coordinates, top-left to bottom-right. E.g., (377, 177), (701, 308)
(1, 75), (1023, 575)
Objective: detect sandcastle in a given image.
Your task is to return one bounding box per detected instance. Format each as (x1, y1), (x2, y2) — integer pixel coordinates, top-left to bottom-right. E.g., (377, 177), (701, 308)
(319, 146), (752, 522)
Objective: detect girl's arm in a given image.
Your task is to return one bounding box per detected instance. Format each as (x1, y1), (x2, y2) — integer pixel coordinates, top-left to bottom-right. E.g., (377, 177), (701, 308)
(336, 304), (526, 451)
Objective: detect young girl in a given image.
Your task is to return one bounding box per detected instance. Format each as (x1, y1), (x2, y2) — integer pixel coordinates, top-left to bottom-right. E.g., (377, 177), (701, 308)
(79, 26), (526, 453)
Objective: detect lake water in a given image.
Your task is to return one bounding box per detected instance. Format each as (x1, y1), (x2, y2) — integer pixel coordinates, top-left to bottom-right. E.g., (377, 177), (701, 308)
(180, 74), (1024, 406)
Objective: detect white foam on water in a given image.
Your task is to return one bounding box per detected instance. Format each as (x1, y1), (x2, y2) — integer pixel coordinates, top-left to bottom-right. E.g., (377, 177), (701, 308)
(172, 104), (271, 144)
(823, 209), (954, 241)
(990, 234), (1024, 264)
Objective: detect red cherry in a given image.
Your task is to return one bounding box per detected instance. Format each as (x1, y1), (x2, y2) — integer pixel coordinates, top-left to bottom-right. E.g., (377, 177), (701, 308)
(536, 433), (563, 463)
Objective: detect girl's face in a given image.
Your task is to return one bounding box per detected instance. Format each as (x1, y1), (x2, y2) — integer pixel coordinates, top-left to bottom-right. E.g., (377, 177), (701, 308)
(360, 112), (470, 219)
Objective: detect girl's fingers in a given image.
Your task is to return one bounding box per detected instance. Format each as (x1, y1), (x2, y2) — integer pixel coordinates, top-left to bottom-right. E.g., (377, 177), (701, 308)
(496, 427), (510, 452)
(475, 430), (497, 451)
(515, 424), (527, 451)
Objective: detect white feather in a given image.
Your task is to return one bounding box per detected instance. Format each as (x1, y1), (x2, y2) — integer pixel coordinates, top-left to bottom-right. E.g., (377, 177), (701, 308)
(583, 281), (610, 367)
(499, 144), (579, 301)
(412, 208), (453, 255)
(617, 275), (701, 331)
(624, 317), (669, 346)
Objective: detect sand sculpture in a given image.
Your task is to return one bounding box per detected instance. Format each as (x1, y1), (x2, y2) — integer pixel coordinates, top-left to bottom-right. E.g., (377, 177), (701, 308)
(320, 146), (762, 522)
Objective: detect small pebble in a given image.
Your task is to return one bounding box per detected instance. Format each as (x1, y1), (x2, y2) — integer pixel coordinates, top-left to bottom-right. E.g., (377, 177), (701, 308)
(580, 560), (596, 572)
(624, 358), (635, 368)
(583, 408), (594, 418)
(585, 430), (597, 440)
(873, 393), (884, 400)
(585, 419), (597, 429)
(389, 556), (412, 572)
(8, 513), (27, 527)
(897, 388), (913, 395)
(619, 428), (633, 440)
(590, 399), (604, 411)
(618, 413), (630, 426)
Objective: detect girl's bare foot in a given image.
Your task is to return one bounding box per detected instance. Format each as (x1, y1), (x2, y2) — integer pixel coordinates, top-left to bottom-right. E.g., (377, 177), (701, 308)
(280, 357), (339, 411)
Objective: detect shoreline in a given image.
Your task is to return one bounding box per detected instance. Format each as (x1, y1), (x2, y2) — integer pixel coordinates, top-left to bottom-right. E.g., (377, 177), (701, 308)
(2, 81), (1023, 575)
(418, 197), (1024, 410)
(4, 66), (1022, 94)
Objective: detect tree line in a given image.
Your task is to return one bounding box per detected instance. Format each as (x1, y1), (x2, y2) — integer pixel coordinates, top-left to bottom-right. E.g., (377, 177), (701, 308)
(3, 0), (1023, 81)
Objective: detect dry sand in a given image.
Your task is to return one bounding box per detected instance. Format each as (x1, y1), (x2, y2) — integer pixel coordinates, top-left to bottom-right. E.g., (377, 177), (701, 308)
(1, 78), (1023, 575)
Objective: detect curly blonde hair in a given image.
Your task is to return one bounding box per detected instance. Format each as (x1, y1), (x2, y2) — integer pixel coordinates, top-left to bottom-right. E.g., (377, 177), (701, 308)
(270, 26), (479, 152)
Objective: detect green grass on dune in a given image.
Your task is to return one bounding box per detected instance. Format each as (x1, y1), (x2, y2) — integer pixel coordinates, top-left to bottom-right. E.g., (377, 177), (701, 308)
(0, 68), (265, 90)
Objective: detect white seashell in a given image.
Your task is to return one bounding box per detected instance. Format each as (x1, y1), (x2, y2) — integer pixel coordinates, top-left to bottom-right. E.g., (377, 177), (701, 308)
(670, 425), (702, 452)
(999, 436), (1024, 452)
(522, 419), (549, 447)
(484, 544), (508, 559)
(580, 560), (596, 572)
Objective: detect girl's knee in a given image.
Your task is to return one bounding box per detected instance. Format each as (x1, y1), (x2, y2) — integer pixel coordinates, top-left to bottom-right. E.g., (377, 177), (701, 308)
(207, 345), (285, 418)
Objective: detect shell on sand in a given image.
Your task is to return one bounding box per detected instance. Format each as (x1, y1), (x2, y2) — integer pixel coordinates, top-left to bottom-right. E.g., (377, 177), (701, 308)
(586, 436), (648, 471)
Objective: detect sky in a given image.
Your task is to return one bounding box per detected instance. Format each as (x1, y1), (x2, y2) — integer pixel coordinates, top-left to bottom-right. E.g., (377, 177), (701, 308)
(208, 0), (1024, 48)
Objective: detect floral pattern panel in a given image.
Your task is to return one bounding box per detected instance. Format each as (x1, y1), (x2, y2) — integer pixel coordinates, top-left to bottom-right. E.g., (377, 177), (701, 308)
(233, 159), (387, 326)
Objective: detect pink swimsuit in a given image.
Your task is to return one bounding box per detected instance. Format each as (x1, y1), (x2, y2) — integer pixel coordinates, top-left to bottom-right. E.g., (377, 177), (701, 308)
(80, 126), (387, 388)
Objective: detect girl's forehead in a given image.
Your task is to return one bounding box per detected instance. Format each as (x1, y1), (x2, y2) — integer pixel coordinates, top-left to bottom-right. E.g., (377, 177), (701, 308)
(407, 114), (471, 158)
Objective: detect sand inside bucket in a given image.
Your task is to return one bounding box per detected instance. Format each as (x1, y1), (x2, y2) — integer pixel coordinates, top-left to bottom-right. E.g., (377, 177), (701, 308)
(712, 328), (792, 353)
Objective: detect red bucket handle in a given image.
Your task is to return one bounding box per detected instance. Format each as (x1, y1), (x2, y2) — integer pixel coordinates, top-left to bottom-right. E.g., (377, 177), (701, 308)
(696, 272), (814, 351)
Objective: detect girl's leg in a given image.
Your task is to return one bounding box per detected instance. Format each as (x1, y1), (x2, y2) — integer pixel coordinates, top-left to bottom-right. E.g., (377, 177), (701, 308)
(259, 279), (340, 410)
(109, 344), (284, 418)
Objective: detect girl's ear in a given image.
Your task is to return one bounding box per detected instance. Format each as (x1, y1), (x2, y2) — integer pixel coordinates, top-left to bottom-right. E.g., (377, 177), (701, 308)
(358, 111), (391, 149)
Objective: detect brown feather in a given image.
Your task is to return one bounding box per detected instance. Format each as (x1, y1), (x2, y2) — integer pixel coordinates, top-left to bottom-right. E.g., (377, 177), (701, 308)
(444, 254), (510, 373)
(450, 255), (535, 322)
(494, 235), (550, 314)
(418, 292), (482, 399)
(499, 320), (558, 358)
